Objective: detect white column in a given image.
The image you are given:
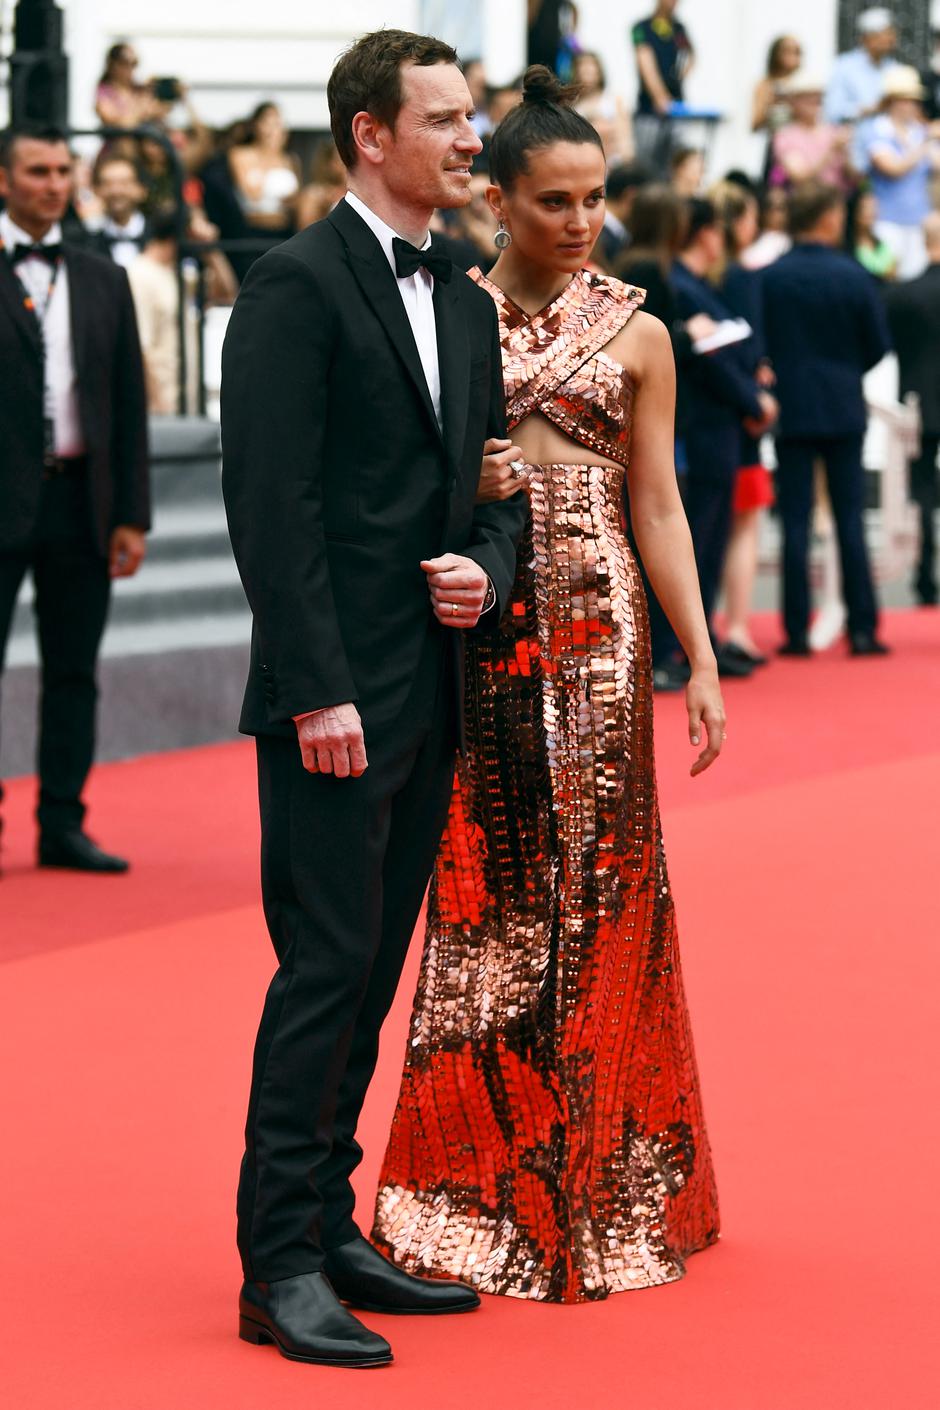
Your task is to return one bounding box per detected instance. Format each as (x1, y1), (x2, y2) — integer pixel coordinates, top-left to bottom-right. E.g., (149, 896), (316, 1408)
(482, 0), (526, 86)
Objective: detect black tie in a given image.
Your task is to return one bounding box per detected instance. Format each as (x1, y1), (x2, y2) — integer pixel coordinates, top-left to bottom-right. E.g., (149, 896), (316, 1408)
(9, 242), (62, 267)
(392, 236), (452, 284)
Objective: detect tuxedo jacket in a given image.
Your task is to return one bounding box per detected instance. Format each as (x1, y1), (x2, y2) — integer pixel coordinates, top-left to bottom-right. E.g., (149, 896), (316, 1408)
(762, 243), (890, 441)
(220, 198), (527, 738)
(0, 243), (150, 556)
(885, 263), (940, 436)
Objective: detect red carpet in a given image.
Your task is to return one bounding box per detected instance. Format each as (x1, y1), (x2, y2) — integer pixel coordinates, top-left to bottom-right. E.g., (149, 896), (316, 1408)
(2, 611), (939, 1408)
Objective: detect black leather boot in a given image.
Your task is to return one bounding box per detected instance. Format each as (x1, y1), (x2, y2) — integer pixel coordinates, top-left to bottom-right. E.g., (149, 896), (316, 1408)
(238, 1271), (393, 1367)
(324, 1234), (480, 1315)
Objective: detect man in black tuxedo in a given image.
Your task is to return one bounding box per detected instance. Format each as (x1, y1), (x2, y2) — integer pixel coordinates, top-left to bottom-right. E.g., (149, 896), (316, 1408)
(87, 153), (149, 269)
(763, 183), (890, 656)
(221, 30), (526, 1368)
(885, 211), (940, 606)
(0, 124), (149, 873)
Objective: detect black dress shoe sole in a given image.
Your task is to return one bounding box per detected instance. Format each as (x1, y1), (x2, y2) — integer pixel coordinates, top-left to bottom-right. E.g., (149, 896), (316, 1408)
(37, 858), (129, 873)
(238, 1315), (393, 1367)
(335, 1295), (480, 1315)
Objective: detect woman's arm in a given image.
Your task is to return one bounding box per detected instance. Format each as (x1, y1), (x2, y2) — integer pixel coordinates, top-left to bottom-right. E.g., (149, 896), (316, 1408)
(868, 140), (928, 177)
(751, 77), (775, 133)
(624, 314), (725, 775)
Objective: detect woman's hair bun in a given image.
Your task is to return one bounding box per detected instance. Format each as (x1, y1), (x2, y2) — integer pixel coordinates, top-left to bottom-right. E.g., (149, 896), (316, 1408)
(521, 64), (579, 109)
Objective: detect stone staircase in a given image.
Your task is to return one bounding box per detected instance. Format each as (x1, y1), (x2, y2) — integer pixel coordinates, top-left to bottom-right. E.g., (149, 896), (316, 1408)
(1, 418), (251, 779)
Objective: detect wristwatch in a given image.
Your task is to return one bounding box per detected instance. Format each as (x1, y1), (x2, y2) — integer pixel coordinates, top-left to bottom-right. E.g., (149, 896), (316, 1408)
(481, 577), (497, 615)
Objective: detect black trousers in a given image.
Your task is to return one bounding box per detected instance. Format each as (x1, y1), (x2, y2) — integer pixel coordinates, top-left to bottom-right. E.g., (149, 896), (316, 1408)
(775, 434), (878, 643)
(911, 433), (939, 604)
(0, 471), (110, 834)
(684, 422), (741, 629)
(237, 634), (458, 1281)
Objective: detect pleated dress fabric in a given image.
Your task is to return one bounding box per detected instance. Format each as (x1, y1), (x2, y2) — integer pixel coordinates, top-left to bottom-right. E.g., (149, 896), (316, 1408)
(372, 269), (719, 1302)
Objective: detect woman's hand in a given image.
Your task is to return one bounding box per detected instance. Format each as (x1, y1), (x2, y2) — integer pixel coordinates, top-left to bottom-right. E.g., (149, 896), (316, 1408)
(477, 437), (526, 503)
(685, 313), (718, 343)
(686, 667), (726, 777)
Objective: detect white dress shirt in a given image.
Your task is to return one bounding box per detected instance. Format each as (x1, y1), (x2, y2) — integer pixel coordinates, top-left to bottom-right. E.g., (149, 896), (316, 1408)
(0, 211), (85, 456)
(101, 210), (147, 270)
(343, 191), (442, 426)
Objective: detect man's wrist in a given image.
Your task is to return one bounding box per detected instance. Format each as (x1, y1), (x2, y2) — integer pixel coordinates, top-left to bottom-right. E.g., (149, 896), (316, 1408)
(480, 576), (497, 615)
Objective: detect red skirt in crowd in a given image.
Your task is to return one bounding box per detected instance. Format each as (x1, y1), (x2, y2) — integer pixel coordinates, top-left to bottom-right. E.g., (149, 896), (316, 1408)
(733, 462), (775, 514)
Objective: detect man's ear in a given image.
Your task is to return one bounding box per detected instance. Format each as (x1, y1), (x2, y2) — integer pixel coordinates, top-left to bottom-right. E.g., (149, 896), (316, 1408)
(0, 167), (10, 201)
(350, 111), (387, 169)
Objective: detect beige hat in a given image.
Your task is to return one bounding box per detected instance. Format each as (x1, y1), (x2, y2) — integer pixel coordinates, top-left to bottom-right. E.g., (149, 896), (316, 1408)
(881, 65), (928, 103)
(779, 71), (826, 97)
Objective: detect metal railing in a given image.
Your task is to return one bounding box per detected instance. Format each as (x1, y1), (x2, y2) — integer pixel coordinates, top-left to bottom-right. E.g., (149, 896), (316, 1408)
(70, 123), (278, 415)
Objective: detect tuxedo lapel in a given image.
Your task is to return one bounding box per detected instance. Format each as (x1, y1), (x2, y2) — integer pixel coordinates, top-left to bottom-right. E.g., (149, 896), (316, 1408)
(433, 274), (470, 472)
(328, 200), (442, 444)
(64, 248), (89, 383)
(0, 251), (43, 360)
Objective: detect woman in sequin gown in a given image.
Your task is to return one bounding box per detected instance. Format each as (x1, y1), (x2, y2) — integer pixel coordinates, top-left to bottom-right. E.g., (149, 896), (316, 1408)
(373, 69), (725, 1303)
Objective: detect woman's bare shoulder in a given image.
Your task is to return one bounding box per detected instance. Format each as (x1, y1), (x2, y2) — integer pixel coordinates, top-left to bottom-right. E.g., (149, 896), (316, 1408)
(606, 308), (671, 380)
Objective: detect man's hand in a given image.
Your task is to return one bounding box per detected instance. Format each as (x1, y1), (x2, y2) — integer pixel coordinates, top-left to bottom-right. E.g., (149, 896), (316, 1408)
(295, 703), (367, 777)
(109, 526), (146, 579)
(477, 436), (525, 503)
(420, 554), (488, 629)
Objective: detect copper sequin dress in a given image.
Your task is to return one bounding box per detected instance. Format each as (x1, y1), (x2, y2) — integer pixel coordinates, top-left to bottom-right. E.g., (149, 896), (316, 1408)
(372, 269), (719, 1302)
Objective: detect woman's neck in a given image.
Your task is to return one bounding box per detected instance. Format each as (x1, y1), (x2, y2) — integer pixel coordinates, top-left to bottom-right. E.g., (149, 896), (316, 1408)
(486, 250), (576, 314)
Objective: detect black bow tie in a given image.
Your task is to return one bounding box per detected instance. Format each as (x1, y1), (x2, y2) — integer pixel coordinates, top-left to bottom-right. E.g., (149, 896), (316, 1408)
(9, 242), (62, 267)
(392, 236), (452, 284)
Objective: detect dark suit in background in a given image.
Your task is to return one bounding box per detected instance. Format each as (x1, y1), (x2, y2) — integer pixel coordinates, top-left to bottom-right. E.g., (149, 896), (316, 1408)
(0, 240), (149, 837)
(671, 260), (764, 626)
(763, 242), (890, 644)
(885, 261), (940, 605)
(221, 199), (525, 1281)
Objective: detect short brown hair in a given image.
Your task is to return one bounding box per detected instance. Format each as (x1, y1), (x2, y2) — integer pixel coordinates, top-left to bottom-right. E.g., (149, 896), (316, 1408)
(787, 182), (844, 237)
(328, 29), (459, 170)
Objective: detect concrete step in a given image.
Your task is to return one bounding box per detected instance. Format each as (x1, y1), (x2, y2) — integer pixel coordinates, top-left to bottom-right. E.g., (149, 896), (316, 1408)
(146, 504), (234, 563)
(149, 415), (224, 509)
(11, 555), (246, 639)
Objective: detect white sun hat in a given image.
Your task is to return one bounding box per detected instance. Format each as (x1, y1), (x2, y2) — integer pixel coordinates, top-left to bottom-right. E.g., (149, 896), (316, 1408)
(857, 7), (895, 33)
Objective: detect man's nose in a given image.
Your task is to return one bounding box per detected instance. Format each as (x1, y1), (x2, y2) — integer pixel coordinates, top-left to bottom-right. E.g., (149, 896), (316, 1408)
(456, 120), (483, 156)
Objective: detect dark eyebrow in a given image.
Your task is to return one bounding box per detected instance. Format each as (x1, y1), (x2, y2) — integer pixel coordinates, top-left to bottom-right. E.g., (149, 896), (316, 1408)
(424, 106), (471, 122)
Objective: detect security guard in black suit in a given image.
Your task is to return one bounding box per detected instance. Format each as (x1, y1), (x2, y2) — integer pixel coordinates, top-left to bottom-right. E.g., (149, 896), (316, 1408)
(0, 123), (149, 872)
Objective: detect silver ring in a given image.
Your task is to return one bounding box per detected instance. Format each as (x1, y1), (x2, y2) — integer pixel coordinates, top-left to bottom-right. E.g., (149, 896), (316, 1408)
(451, 602), (459, 616)
(509, 459), (526, 479)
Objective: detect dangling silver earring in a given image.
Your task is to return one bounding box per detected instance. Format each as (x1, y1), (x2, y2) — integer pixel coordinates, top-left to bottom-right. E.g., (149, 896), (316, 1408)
(494, 220), (512, 251)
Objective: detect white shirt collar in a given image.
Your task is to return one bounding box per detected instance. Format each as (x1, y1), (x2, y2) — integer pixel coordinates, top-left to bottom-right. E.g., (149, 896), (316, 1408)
(344, 191), (431, 279)
(0, 211), (63, 250)
(103, 210), (146, 240)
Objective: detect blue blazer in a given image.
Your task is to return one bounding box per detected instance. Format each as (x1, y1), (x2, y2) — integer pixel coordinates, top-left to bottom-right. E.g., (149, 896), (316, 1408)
(762, 243), (890, 440)
(670, 261), (763, 431)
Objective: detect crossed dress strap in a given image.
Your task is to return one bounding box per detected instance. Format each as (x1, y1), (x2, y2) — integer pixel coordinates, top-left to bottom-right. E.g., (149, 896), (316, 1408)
(471, 269), (646, 434)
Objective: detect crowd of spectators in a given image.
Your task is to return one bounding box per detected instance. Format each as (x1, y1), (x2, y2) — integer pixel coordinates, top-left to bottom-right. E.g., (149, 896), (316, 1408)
(4, 7), (935, 661)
